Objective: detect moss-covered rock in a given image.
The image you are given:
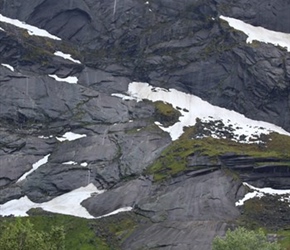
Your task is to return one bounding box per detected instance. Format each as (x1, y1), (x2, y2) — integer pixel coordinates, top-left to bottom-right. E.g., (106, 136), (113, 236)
(146, 124), (290, 181)
(154, 101), (181, 127)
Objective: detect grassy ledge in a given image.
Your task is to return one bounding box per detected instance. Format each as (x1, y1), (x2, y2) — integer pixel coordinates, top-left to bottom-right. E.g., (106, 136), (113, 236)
(146, 125), (290, 181)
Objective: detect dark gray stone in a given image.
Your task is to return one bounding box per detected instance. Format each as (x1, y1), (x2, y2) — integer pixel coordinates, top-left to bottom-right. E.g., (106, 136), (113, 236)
(83, 177), (153, 217)
(1, 1), (290, 249)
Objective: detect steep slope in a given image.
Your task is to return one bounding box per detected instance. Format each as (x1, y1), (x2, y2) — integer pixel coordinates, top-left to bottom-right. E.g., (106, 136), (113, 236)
(1, 0), (290, 249)
(2, 0), (290, 130)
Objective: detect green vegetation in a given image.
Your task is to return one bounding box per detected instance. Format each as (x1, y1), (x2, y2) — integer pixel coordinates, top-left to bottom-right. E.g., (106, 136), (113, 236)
(235, 194), (290, 249)
(278, 230), (290, 250)
(0, 211), (138, 250)
(212, 227), (283, 250)
(0, 217), (65, 250)
(147, 125), (290, 181)
(154, 101), (181, 127)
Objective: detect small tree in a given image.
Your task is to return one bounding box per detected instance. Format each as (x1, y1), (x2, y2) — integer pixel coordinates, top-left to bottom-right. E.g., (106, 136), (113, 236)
(0, 218), (65, 250)
(212, 227), (282, 250)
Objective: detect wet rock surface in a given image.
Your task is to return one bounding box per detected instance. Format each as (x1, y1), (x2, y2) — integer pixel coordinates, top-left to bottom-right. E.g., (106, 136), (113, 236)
(2, 0), (290, 131)
(1, 0), (290, 249)
(83, 170), (243, 250)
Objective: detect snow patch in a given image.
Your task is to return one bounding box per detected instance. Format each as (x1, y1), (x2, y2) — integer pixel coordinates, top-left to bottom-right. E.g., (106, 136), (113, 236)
(111, 93), (136, 101)
(220, 15), (290, 52)
(236, 182), (290, 206)
(0, 14), (61, 40)
(1, 63), (14, 71)
(0, 184), (103, 218)
(0, 26), (4, 31)
(0, 196), (37, 217)
(54, 51), (81, 64)
(49, 74), (78, 84)
(81, 162), (88, 167)
(56, 132), (87, 142)
(17, 154), (50, 182)
(38, 135), (53, 139)
(154, 121), (163, 126)
(62, 161), (77, 165)
(235, 191), (264, 206)
(96, 207), (133, 219)
(126, 82), (290, 141)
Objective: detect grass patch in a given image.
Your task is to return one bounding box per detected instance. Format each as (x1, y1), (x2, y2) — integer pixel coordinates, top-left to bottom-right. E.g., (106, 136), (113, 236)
(277, 230), (290, 250)
(147, 125), (290, 181)
(0, 213), (111, 250)
(0, 210), (138, 250)
(154, 101), (181, 127)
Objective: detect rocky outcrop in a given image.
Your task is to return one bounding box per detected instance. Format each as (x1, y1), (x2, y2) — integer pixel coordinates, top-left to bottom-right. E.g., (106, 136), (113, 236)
(220, 153), (290, 188)
(2, 0), (290, 131)
(83, 170), (244, 250)
(1, 0), (290, 249)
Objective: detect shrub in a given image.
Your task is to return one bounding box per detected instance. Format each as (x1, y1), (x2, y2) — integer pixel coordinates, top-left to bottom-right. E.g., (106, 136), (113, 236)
(212, 227), (282, 250)
(0, 217), (65, 250)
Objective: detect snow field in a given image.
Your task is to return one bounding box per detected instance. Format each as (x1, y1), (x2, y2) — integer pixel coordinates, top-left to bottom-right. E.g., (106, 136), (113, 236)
(126, 82), (290, 141)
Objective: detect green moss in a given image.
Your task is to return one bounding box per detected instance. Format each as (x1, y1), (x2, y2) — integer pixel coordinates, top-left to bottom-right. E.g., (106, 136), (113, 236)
(58, 42), (83, 62)
(147, 136), (216, 181)
(277, 230), (290, 250)
(154, 101), (181, 127)
(147, 125), (290, 181)
(107, 217), (137, 243)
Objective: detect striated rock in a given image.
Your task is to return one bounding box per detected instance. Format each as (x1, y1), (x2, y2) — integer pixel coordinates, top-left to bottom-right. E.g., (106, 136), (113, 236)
(0, 185), (23, 204)
(1, 0), (290, 249)
(83, 177), (153, 217)
(83, 170), (244, 250)
(216, 0), (290, 33)
(122, 221), (230, 250)
(2, 0), (290, 131)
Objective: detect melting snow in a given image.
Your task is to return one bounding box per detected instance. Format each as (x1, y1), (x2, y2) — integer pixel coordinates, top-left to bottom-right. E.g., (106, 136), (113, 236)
(17, 154), (50, 182)
(1, 63), (14, 71)
(38, 135), (53, 139)
(220, 15), (290, 52)
(111, 93), (136, 101)
(56, 132), (87, 142)
(62, 161), (77, 165)
(0, 184), (103, 218)
(235, 191), (264, 206)
(0, 196), (37, 217)
(126, 82), (290, 141)
(236, 182), (290, 206)
(54, 51), (81, 64)
(81, 162), (88, 167)
(48, 74), (78, 84)
(96, 207), (133, 219)
(0, 13), (61, 40)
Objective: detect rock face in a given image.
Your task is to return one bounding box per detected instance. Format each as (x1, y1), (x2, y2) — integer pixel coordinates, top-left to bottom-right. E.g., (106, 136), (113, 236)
(2, 0), (290, 130)
(83, 170), (243, 250)
(1, 0), (290, 249)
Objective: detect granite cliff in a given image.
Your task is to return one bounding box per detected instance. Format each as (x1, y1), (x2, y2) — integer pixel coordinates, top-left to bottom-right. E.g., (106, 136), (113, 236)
(1, 0), (290, 249)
